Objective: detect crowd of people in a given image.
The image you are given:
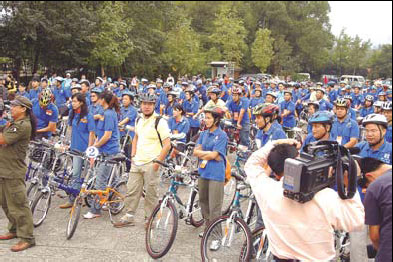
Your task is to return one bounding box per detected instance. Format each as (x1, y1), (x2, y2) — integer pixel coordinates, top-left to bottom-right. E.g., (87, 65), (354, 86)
(0, 72), (391, 261)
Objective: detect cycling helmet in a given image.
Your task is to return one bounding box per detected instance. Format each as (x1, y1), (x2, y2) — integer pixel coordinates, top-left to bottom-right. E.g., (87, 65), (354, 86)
(185, 86), (195, 94)
(293, 82), (301, 89)
(252, 103), (278, 117)
(365, 95), (374, 102)
(352, 85), (361, 89)
(307, 101), (320, 110)
(79, 80), (90, 86)
(315, 87), (325, 94)
(382, 101), (392, 111)
(335, 97), (350, 108)
(316, 82), (323, 86)
(122, 90), (135, 99)
(254, 81), (262, 86)
(266, 91), (277, 99)
(308, 111), (334, 124)
(156, 79), (163, 84)
(72, 78), (78, 83)
(139, 93), (157, 103)
(167, 91), (178, 98)
(163, 82), (172, 89)
(327, 81), (335, 87)
(91, 87), (102, 94)
(148, 83), (157, 90)
(344, 95), (353, 102)
(204, 105), (225, 118)
(362, 114), (388, 128)
(71, 84), (82, 91)
(374, 101), (384, 108)
(54, 76), (64, 82)
(208, 87), (221, 95)
(232, 87), (242, 95)
(39, 88), (53, 107)
(284, 90), (292, 95)
(378, 91), (387, 96)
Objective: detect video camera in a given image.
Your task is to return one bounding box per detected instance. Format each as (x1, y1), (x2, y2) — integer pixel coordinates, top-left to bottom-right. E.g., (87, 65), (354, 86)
(282, 141), (358, 203)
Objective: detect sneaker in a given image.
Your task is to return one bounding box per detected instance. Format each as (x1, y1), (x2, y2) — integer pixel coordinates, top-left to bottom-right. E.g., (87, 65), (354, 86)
(210, 240), (221, 251)
(199, 232), (204, 238)
(83, 212), (101, 219)
(113, 214), (135, 228)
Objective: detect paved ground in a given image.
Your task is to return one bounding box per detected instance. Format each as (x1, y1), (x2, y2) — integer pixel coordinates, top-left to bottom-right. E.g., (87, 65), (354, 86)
(0, 183), (204, 262)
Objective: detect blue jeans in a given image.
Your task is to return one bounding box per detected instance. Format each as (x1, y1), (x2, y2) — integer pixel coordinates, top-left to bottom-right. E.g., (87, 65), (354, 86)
(90, 162), (113, 215)
(239, 123), (251, 148)
(68, 156), (84, 203)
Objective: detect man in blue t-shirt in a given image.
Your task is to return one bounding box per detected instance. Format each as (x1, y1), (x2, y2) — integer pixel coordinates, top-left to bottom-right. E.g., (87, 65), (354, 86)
(226, 86), (251, 147)
(331, 98), (359, 148)
(32, 88), (59, 139)
(279, 90), (296, 130)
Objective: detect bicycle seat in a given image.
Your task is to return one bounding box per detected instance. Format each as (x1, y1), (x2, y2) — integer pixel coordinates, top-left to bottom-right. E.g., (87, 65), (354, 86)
(68, 150), (84, 158)
(106, 154), (126, 163)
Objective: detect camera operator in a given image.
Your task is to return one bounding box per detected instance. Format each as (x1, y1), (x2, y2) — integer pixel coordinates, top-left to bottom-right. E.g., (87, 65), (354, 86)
(244, 139), (364, 261)
(360, 157), (392, 262)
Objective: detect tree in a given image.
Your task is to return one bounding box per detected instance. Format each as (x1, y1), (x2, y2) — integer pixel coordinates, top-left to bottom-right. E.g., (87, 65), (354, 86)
(88, 1), (133, 76)
(161, 16), (208, 76)
(209, 5), (247, 65)
(367, 44), (392, 79)
(251, 28), (274, 73)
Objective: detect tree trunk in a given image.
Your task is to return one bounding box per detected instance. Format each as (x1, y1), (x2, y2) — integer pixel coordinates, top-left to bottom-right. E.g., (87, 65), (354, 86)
(14, 57), (22, 83)
(101, 65), (105, 77)
(33, 49), (40, 74)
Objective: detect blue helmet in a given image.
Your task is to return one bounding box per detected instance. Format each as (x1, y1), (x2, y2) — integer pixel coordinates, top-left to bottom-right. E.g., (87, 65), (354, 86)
(309, 111), (334, 124)
(122, 90), (135, 99)
(327, 81), (335, 87)
(91, 87), (102, 94)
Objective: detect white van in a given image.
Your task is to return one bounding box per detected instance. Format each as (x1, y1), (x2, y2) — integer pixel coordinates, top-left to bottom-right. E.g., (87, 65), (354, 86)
(340, 75), (365, 85)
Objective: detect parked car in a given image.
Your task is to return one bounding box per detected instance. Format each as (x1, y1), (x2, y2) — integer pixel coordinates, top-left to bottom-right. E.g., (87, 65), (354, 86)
(339, 75), (365, 86)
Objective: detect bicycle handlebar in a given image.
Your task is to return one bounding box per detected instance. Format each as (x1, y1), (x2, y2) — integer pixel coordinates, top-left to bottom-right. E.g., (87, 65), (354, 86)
(153, 159), (170, 168)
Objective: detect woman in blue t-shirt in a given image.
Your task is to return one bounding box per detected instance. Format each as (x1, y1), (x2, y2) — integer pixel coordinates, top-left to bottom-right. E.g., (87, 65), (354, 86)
(60, 93), (95, 209)
(193, 106), (228, 247)
(84, 91), (121, 219)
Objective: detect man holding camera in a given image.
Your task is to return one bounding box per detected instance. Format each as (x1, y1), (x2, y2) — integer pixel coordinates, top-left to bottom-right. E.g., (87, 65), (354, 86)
(360, 157), (392, 262)
(245, 139), (364, 261)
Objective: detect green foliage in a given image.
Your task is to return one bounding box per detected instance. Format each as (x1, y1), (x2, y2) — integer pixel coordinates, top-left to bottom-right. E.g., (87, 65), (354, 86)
(251, 28), (274, 73)
(88, 2), (133, 74)
(209, 5), (248, 65)
(0, 1), (390, 80)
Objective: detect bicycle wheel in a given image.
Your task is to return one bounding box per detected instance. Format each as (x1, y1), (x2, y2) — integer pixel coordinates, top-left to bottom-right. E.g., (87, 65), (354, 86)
(145, 200), (178, 259)
(222, 176), (237, 215)
(31, 191), (52, 228)
(241, 226), (271, 261)
(66, 196), (83, 240)
(84, 177), (96, 208)
(189, 190), (204, 228)
(201, 215), (252, 262)
(27, 181), (40, 207)
(108, 181), (127, 215)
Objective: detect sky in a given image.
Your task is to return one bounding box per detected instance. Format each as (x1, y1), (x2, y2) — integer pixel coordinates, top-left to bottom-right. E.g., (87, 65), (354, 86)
(329, 1), (392, 47)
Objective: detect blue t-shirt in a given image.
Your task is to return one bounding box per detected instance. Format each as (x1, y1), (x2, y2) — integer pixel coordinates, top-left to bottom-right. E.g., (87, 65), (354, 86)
(280, 100), (296, 128)
(168, 117), (190, 143)
(119, 105), (138, 138)
(255, 125), (287, 148)
(0, 118), (7, 126)
(16, 91), (30, 99)
(385, 125), (392, 144)
(364, 171), (392, 262)
(196, 127), (228, 182)
(68, 112), (95, 152)
(351, 94), (363, 108)
(89, 103), (104, 130)
(226, 97), (250, 126)
(318, 99), (334, 111)
(356, 141), (392, 165)
(221, 86), (230, 102)
(301, 133), (337, 152)
(53, 86), (69, 108)
(183, 99), (200, 128)
(29, 88), (42, 101)
(360, 107), (374, 117)
(164, 102), (175, 117)
(32, 99), (59, 138)
(95, 109), (120, 155)
(331, 117), (359, 145)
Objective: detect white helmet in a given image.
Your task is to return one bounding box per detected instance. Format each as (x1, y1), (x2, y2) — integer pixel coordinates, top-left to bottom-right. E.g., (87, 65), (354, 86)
(362, 114), (388, 128)
(374, 101), (384, 108)
(382, 101), (392, 111)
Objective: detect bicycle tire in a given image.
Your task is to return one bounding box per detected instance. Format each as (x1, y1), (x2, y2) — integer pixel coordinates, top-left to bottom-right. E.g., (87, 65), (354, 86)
(145, 200), (178, 259)
(201, 215), (252, 262)
(27, 181), (40, 207)
(31, 191), (52, 228)
(241, 226), (270, 261)
(189, 190), (204, 228)
(84, 177), (96, 208)
(222, 176), (237, 215)
(108, 181), (127, 215)
(66, 196), (82, 240)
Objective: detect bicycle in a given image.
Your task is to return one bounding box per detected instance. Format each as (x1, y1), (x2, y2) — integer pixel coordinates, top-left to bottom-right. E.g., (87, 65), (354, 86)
(30, 148), (81, 227)
(145, 159), (203, 259)
(241, 226), (272, 261)
(200, 172), (253, 262)
(66, 150), (128, 240)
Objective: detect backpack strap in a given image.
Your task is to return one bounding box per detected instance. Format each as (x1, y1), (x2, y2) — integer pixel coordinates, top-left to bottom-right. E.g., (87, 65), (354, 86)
(155, 116), (163, 148)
